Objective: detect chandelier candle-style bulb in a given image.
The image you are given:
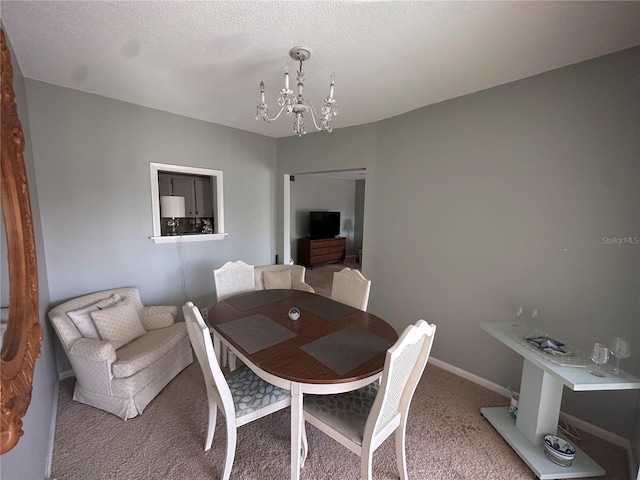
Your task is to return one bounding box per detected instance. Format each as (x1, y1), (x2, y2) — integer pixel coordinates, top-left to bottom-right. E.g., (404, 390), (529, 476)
(329, 72), (335, 100)
(256, 46), (338, 137)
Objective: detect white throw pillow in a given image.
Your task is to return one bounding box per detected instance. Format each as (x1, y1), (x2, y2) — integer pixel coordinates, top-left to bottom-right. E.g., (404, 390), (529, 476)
(138, 306), (177, 330)
(67, 294), (122, 339)
(262, 269), (292, 290)
(91, 299), (146, 349)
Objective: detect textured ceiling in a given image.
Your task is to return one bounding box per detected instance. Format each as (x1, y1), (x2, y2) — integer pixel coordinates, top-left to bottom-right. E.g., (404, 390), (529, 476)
(2, 1), (639, 138)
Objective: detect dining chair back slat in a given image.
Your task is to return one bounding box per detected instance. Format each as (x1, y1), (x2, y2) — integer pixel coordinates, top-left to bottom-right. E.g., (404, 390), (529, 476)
(302, 319), (436, 480)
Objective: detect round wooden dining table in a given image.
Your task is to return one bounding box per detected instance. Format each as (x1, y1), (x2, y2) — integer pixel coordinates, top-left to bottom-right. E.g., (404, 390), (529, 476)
(207, 289), (398, 480)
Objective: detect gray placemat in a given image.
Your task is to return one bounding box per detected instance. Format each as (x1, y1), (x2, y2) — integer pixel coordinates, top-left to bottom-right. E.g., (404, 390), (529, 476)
(301, 325), (395, 375)
(295, 295), (357, 321)
(217, 314), (297, 354)
(225, 289), (288, 311)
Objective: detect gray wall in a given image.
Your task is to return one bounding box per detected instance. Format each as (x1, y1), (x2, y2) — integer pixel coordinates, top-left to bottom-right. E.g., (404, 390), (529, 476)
(1, 29), (58, 480)
(278, 47), (640, 441)
(290, 174), (357, 261)
(24, 80), (278, 373)
(277, 124), (378, 267)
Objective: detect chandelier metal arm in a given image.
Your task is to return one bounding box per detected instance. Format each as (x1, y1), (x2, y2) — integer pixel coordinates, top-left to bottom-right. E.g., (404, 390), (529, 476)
(257, 104), (286, 123)
(256, 46), (337, 137)
(305, 101), (324, 132)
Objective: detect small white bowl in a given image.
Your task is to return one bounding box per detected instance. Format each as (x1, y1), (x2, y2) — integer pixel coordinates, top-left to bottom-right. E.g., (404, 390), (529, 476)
(544, 448), (573, 467)
(544, 435), (576, 462)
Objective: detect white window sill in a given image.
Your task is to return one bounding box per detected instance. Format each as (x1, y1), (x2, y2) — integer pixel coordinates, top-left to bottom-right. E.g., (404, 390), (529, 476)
(150, 233), (228, 244)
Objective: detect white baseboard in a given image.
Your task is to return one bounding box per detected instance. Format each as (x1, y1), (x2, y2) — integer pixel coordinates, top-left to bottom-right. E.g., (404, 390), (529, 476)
(58, 369), (74, 381)
(561, 410), (637, 479)
(45, 380), (59, 480)
(429, 357), (512, 397)
(559, 412), (637, 480)
(557, 411), (627, 448)
(428, 356), (634, 478)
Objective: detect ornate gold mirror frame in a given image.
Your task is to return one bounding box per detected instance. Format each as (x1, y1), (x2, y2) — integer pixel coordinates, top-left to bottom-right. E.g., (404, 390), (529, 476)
(0, 28), (42, 454)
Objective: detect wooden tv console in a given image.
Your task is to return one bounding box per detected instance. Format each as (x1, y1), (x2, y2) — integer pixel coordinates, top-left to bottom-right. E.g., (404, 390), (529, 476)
(298, 237), (346, 269)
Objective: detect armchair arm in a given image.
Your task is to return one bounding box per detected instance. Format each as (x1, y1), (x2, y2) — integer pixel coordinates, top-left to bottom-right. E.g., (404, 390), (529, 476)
(138, 306), (177, 330)
(68, 338), (117, 395)
(69, 337), (116, 362)
(293, 281), (315, 294)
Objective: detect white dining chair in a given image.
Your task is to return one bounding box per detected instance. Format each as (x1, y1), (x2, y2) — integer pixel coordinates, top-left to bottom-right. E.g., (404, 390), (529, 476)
(331, 267), (371, 311)
(213, 260), (256, 369)
(302, 319), (436, 480)
(213, 260), (256, 302)
(182, 302), (291, 480)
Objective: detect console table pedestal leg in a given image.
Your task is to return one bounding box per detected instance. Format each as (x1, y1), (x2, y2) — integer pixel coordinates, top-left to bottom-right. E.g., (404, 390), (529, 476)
(517, 359), (563, 445)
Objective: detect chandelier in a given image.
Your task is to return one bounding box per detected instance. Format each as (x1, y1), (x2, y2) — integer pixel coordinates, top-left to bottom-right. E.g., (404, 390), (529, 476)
(255, 46), (338, 137)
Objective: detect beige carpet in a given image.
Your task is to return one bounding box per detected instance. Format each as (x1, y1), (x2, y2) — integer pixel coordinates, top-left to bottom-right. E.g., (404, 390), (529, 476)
(51, 361), (629, 480)
(51, 262), (630, 479)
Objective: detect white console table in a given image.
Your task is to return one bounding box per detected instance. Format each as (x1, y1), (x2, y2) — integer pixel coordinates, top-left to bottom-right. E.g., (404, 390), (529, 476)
(480, 322), (640, 480)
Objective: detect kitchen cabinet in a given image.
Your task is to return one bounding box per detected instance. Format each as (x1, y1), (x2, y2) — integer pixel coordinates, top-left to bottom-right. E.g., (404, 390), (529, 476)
(159, 173), (213, 218)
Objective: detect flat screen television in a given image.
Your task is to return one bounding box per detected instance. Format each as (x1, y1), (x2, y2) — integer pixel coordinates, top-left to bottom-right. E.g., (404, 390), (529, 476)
(309, 211), (340, 239)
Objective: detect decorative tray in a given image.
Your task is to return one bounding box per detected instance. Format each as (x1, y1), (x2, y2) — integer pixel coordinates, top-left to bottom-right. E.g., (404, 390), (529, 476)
(526, 336), (573, 356)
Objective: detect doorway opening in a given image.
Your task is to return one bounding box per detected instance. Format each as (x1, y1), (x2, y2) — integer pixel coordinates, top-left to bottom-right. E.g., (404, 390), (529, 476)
(284, 169), (366, 266)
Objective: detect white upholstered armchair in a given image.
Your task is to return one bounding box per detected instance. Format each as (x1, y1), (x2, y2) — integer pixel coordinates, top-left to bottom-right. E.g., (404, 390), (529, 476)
(254, 264), (314, 293)
(48, 287), (193, 419)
